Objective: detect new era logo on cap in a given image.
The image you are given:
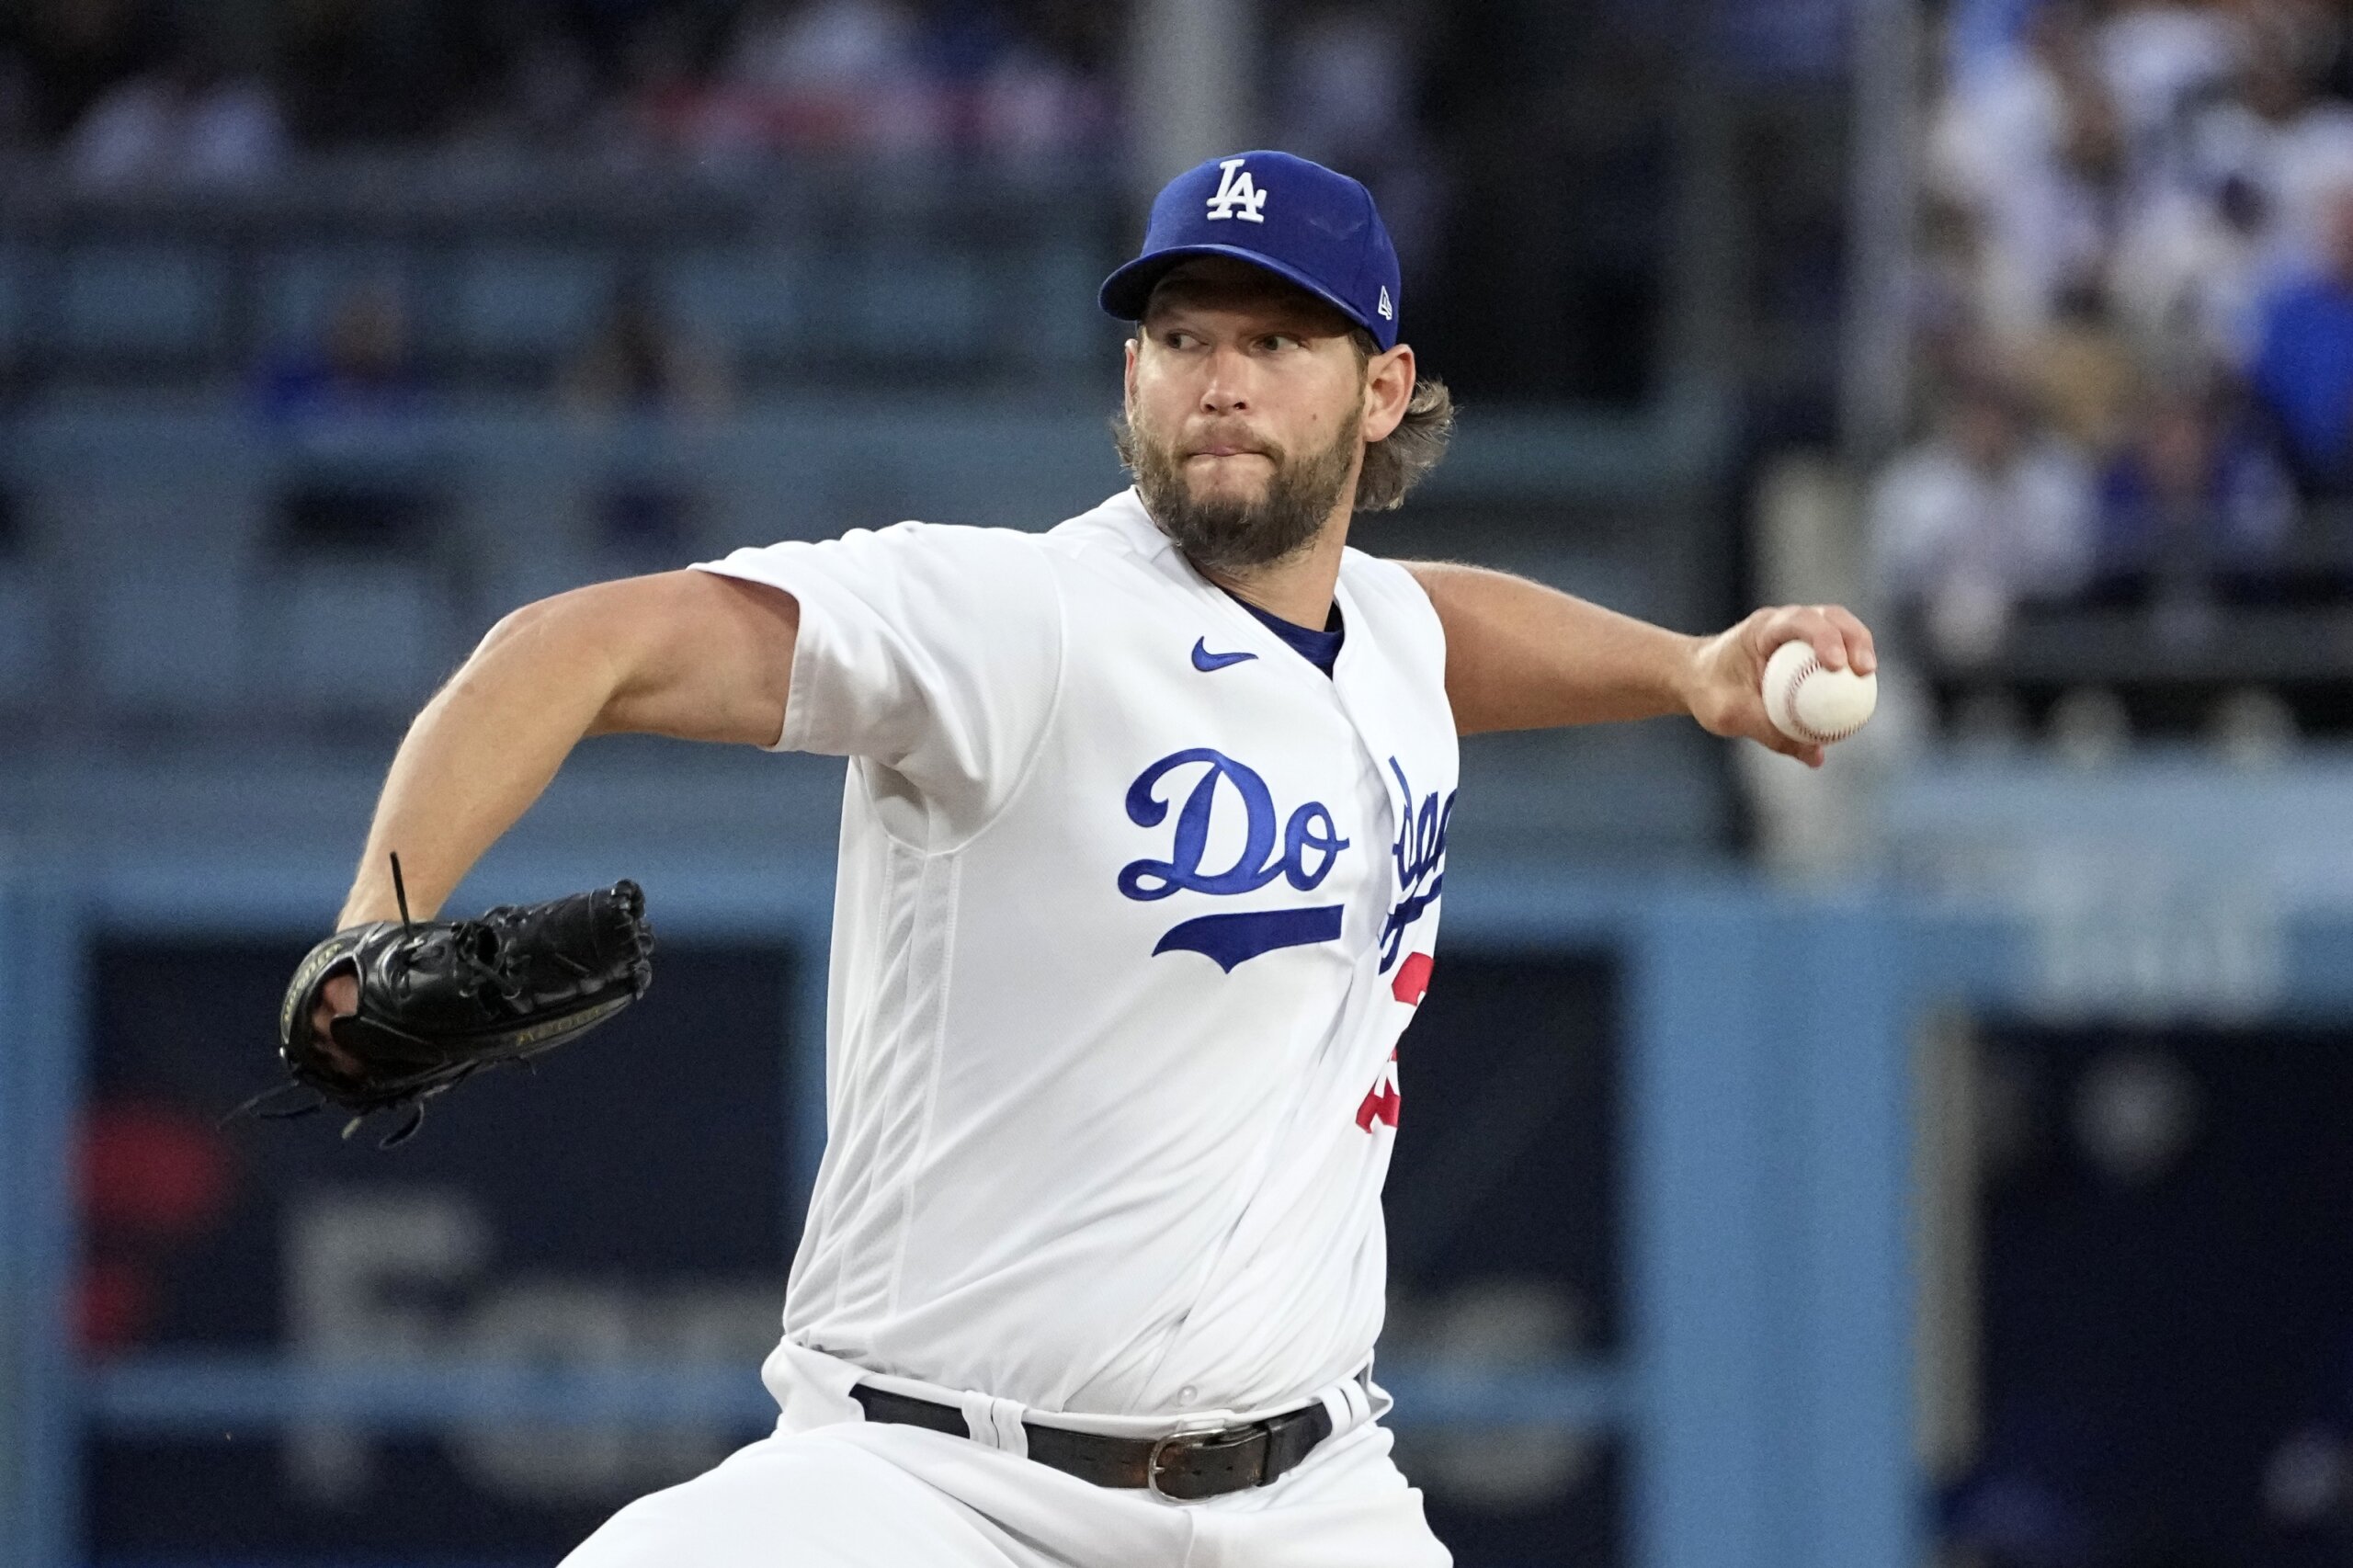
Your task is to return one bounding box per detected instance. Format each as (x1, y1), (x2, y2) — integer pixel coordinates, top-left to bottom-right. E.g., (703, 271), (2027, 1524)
(1098, 150), (1404, 351)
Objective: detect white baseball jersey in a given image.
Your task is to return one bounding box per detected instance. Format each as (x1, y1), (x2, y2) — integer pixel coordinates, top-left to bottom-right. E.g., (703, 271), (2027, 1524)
(695, 487), (1457, 1421)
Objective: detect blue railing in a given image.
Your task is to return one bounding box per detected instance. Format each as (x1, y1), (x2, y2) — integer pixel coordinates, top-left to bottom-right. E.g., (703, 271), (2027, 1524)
(77, 1357), (1631, 1437)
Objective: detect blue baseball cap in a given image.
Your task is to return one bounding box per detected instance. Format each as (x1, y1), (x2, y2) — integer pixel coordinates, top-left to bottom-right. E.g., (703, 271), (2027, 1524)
(1098, 150), (1403, 351)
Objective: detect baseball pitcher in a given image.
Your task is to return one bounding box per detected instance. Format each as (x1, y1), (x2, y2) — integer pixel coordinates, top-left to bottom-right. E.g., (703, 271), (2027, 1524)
(284, 151), (1876, 1566)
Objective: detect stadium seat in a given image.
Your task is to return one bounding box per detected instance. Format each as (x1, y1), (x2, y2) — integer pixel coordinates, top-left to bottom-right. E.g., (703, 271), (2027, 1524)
(0, 567), (41, 706)
(1014, 239), (1112, 369)
(0, 246), (25, 364)
(452, 249), (619, 361)
(256, 249), (409, 352)
(264, 556), (452, 711)
(86, 550), (244, 716)
(53, 246), (224, 358)
(0, 490), (44, 707)
(662, 251), (805, 363)
(248, 476), (461, 716)
(847, 247), (985, 358)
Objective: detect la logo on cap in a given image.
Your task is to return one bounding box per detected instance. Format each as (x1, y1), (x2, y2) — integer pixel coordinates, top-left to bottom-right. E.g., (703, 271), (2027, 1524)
(1205, 158), (1267, 223)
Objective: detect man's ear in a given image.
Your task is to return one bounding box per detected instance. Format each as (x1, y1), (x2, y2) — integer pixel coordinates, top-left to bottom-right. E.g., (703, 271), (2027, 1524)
(1361, 344), (1415, 443)
(1124, 334), (1140, 408)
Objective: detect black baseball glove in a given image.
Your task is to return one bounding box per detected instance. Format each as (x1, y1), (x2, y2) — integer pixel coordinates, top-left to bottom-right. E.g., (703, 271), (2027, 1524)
(255, 860), (654, 1145)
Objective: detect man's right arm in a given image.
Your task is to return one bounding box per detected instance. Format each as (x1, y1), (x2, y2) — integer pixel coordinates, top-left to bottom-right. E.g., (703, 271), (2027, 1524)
(331, 568), (799, 929)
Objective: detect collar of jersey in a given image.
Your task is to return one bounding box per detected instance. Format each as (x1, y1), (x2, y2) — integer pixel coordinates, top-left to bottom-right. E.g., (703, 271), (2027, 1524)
(1105, 486), (1361, 687)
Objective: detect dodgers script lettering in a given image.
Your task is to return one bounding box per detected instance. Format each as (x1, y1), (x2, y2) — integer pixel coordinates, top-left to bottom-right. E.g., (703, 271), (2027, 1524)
(1117, 748), (1349, 971)
(1377, 757), (1451, 973)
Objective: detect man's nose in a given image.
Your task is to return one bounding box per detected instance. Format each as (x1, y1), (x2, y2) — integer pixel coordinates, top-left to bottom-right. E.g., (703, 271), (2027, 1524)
(1199, 347), (1253, 413)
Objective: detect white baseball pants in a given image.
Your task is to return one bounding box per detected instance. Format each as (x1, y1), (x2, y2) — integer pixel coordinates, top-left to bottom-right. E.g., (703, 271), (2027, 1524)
(561, 1342), (1452, 1568)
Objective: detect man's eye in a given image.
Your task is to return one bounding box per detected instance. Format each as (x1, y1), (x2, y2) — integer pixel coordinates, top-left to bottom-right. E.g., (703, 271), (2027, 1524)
(1262, 335), (1300, 352)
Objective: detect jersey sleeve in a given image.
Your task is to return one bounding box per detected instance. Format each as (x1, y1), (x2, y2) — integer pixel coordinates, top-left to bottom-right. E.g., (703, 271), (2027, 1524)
(693, 522), (1064, 824)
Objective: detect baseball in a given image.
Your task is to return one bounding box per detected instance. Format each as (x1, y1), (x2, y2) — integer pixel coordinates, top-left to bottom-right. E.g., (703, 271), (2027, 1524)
(1761, 639), (1877, 744)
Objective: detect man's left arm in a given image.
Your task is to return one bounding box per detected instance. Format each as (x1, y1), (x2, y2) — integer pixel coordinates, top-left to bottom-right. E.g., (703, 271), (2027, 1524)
(1399, 561), (1876, 767)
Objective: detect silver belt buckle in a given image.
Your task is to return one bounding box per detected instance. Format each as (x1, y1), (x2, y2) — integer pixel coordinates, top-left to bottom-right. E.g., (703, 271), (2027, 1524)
(1145, 1426), (1220, 1502)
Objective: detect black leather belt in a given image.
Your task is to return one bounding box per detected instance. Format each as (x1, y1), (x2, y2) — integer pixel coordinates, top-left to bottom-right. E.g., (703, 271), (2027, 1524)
(850, 1383), (1337, 1501)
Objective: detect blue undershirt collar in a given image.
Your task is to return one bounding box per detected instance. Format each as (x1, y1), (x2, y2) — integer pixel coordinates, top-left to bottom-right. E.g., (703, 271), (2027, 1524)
(1224, 591), (1345, 676)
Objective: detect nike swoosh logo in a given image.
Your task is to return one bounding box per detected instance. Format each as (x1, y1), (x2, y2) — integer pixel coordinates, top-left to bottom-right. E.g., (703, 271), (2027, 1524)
(1191, 638), (1258, 672)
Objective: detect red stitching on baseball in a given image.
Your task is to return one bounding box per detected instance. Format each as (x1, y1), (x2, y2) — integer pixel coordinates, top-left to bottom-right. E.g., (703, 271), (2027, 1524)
(1782, 650), (1862, 744)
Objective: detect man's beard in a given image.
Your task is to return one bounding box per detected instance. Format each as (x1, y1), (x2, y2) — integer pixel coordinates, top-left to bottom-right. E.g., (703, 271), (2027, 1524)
(1116, 409), (1360, 575)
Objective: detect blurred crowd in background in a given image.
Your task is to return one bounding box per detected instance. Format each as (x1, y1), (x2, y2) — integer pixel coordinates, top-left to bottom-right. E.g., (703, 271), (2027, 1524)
(9, 0), (2343, 743)
(7, 0), (2347, 747)
(0, 0), (1121, 175)
(1878, 0), (2353, 738)
(0, 0), (1461, 393)
(0, 1), (1730, 775)
(0, 0), (1444, 199)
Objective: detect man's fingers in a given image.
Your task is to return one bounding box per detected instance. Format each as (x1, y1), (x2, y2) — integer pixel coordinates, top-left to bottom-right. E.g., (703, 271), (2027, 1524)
(1752, 605), (1843, 671)
(1798, 607), (1848, 671)
(1722, 693), (1828, 768)
(1822, 604), (1877, 675)
(1760, 728), (1825, 767)
(309, 971), (362, 1074)
(1751, 604), (1879, 676)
